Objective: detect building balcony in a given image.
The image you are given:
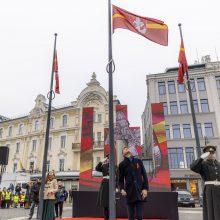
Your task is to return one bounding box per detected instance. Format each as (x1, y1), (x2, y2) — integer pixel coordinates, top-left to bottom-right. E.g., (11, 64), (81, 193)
(93, 141), (104, 150)
(72, 143), (80, 151)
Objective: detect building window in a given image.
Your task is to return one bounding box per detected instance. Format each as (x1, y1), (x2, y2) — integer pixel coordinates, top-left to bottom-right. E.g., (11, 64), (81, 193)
(48, 137), (52, 150)
(18, 124), (24, 135)
(170, 102), (178, 115)
(163, 102), (168, 115)
(165, 125), (170, 140)
(168, 148), (185, 169)
(178, 83), (185, 93)
(32, 140), (37, 151)
(180, 100), (188, 114)
(61, 135), (66, 148)
(204, 123), (214, 137)
(13, 163), (17, 173)
(59, 159), (65, 171)
(97, 132), (102, 146)
(172, 124), (181, 139)
(190, 79), (196, 92)
(50, 118), (54, 128)
(168, 81), (176, 94)
(197, 78), (206, 91)
(98, 114), (102, 123)
(8, 126), (12, 137)
(16, 142), (20, 153)
(193, 100), (199, 113)
(185, 147), (195, 168)
(0, 128), (3, 138)
(34, 121), (39, 131)
(215, 76), (220, 89)
(158, 82), (166, 95)
(197, 123), (203, 138)
(201, 99), (209, 112)
(183, 124), (192, 138)
(62, 115), (68, 127)
(46, 160), (50, 172)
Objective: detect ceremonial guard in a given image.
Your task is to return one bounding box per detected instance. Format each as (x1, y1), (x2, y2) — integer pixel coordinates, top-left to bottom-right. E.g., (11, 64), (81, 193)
(190, 145), (220, 220)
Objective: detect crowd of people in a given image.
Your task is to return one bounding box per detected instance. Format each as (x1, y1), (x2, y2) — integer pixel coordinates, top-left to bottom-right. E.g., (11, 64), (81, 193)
(0, 174), (70, 219)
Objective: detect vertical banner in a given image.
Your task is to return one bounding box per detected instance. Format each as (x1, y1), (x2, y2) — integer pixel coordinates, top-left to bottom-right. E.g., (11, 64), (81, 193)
(79, 107), (101, 191)
(149, 103), (171, 191)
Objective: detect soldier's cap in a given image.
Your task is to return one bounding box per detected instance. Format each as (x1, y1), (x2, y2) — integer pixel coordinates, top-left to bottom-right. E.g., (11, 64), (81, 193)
(203, 145), (216, 153)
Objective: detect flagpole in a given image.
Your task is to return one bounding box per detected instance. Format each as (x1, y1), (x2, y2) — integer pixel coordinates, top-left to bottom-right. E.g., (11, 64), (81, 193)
(178, 24), (201, 158)
(37, 33), (58, 219)
(107, 0), (116, 219)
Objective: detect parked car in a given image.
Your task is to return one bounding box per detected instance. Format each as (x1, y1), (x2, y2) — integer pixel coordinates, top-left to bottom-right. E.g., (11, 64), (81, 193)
(177, 190), (195, 207)
(199, 194), (203, 207)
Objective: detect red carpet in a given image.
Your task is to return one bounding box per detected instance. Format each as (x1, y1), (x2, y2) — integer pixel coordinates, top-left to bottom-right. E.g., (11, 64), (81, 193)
(56, 218), (165, 220)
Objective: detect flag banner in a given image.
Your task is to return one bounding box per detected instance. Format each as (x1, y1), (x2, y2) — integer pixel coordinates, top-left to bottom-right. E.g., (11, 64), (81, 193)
(112, 5), (168, 46)
(178, 40), (188, 84)
(54, 51), (60, 94)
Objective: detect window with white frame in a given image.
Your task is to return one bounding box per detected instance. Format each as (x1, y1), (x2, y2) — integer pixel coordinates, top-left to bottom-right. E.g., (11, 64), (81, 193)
(8, 126), (12, 137)
(98, 114), (102, 123)
(190, 79), (196, 92)
(201, 99), (209, 112)
(204, 123), (214, 137)
(193, 100), (199, 113)
(32, 140), (37, 151)
(170, 102), (178, 115)
(183, 124), (192, 138)
(163, 102), (168, 115)
(168, 81), (176, 94)
(178, 83), (185, 93)
(60, 135), (66, 148)
(16, 142), (20, 153)
(34, 120), (39, 131)
(197, 78), (206, 91)
(46, 160), (50, 172)
(50, 117), (54, 128)
(59, 159), (65, 171)
(215, 76), (220, 89)
(158, 82), (166, 95)
(97, 132), (102, 147)
(48, 137), (52, 150)
(18, 124), (24, 135)
(185, 147), (195, 168)
(0, 128), (3, 138)
(165, 125), (170, 140)
(168, 148), (185, 169)
(172, 124), (181, 139)
(197, 123), (203, 138)
(180, 100), (188, 114)
(62, 115), (67, 127)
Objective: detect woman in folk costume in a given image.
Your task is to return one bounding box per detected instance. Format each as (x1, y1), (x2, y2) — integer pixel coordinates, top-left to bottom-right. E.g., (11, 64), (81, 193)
(96, 154), (110, 220)
(42, 171), (58, 220)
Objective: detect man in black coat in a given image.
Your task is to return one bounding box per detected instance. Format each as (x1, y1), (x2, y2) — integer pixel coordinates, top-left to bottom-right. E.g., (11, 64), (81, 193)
(15, 183), (22, 197)
(28, 179), (41, 219)
(190, 145), (220, 220)
(119, 146), (149, 220)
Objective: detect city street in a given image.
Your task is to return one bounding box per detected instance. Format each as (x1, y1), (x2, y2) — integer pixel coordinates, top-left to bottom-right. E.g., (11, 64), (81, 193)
(0, 206), (202, 220)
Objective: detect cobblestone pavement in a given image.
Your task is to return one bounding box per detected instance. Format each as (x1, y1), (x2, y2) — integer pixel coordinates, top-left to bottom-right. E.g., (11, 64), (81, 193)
(0, 206), (202, 220)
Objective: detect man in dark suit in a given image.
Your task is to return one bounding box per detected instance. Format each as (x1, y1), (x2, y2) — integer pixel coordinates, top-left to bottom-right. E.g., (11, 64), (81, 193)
(119, 146), (149, 220)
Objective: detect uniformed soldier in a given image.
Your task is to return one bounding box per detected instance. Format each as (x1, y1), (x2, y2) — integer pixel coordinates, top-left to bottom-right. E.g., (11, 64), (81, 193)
(190, 144), (220, 220)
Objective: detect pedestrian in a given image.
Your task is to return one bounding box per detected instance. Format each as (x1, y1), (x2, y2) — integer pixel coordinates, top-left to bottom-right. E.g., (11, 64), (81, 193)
(190, 144), (220, 220)
(28, 179), (41, 219)
(13, 193), (19, 208)
(15, 183), (22, 197)
(1, 187), (6, 208)
(95, 154), (110, 220)
(55, 181), (68, 219)
(119, 146), (149, 220)
(20, 191), (25, 208)
(5, 188), (12, 208)
(0, 188), (2, 207)
(42, 171), (58, 220)
(24, 182), (32, 209)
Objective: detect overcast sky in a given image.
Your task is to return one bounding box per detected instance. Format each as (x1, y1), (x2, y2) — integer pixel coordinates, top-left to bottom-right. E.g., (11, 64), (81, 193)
(0, 0), (220, 131)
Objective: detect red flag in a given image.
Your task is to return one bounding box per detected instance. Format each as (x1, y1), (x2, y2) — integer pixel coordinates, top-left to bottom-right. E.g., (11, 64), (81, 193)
(54, 51), (60, 94)
(112, 5), (168, 46)
(178, 40), (188, 84)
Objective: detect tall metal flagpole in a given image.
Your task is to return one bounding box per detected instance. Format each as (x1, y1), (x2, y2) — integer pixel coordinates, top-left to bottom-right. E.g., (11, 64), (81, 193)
(107, 0), (116, 219)
(37, 33), (58, 219)
(178, 24), (201, 157)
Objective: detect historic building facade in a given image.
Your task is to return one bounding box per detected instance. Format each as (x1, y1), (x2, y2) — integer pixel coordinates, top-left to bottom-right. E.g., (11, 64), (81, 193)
(0, 73), (120, 190)
(142, 60), (220, 198)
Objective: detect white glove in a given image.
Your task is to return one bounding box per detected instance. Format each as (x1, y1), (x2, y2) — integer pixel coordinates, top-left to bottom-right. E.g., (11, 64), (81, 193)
(200, 152), (210, 159)
(101, 157), (108, 163)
